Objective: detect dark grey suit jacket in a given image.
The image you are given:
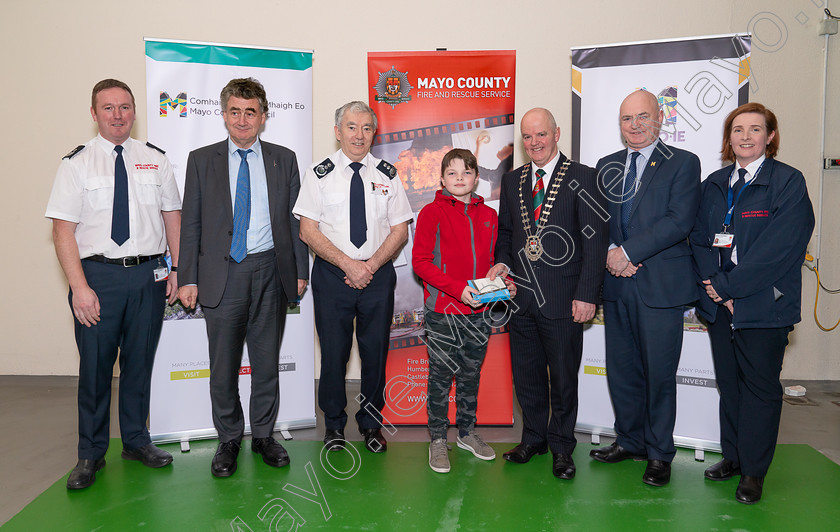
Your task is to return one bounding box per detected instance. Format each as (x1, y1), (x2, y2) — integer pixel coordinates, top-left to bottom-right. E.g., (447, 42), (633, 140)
(179, 139), (308, 308)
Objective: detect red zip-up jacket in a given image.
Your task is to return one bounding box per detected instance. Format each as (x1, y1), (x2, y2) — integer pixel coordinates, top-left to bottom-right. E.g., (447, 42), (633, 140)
(412, 189), (498, 315)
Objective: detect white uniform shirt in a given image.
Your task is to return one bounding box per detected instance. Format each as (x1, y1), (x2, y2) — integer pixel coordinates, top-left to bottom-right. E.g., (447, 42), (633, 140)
(293, 149), (413, 260)
(45, 135), (181, 258)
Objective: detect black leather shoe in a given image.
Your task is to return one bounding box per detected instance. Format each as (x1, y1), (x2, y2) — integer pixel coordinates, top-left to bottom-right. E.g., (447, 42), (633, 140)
(503, 442), (548, 463)
(704, 458), (740, 481)
(121, 443), (173, 468)
(252, 436), (290, 467)
(736, 475), (764, 504)
(67, 458), (105, 490)
(324, 429), (346, 452)
(552, 453), (576, 479)
(589, 442), (647, 463)
(362, 428), (387, 453)
(642, 459), (671, 487)
(212, 440), (241, 478)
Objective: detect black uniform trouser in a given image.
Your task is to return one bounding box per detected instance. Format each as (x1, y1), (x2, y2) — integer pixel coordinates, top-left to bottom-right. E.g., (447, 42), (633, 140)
(73, 258), (166, 460)
(708, 304), (791, 477)
(312, 257), (395, 431)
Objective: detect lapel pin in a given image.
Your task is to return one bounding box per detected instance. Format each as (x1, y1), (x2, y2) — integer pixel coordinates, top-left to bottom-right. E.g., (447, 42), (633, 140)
(650, 161), (656, 166)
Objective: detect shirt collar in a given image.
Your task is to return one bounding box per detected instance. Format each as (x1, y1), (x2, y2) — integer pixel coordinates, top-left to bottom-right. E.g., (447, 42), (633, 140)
(228, 137), (262, 159)
(732, 155), (766, 184)
(336, 149), (372, 172)
(532, 150), (562, 181)
(96, 134), (130, 155)
(627, 140), (658, 164)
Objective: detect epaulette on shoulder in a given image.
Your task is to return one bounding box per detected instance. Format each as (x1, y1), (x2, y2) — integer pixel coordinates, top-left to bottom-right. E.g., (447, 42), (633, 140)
(314, 158), (335, 178)
(377, 160), (397, 180)
(146, 141), (165, 154)
(63, 145), (85, 160)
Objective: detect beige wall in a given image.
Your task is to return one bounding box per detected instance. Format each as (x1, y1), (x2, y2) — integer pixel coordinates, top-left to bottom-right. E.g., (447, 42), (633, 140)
(2, 0), (838, 379)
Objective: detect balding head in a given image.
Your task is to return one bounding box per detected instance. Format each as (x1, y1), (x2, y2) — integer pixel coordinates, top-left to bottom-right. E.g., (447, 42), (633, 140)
(520, 108), (560, 168)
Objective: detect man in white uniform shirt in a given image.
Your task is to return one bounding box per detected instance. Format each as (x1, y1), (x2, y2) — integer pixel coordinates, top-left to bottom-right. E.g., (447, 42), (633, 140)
(46, 79), (181, 489)
(293, 101), (412, 453)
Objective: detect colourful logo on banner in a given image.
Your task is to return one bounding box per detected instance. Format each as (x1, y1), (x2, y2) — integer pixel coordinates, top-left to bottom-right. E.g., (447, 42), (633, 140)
(373, 66), (413, 109)
(160, 91), (187, 117)
(658, 86), (678, 125)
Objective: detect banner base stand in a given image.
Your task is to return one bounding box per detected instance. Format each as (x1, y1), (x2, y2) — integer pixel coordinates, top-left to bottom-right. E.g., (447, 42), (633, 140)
(180, 441), (190, 453)
(695, 449), (705, 461)
(152, 417), (316, 445)
(591, 433), (600, 445)
(280, 430), (293, 441)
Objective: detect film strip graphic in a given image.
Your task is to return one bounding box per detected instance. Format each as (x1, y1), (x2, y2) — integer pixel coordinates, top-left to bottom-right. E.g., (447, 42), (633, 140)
(374, 113), (516, 146)
(389, 324), (510, 351)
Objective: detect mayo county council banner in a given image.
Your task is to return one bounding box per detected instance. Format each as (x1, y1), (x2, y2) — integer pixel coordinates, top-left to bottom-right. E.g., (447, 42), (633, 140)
(145, 38), (315, 442)
(571, 34), (751, 451)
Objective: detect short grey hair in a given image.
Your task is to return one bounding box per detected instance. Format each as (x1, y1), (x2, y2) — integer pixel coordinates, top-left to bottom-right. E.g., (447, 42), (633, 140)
(335, 101), (377, 131)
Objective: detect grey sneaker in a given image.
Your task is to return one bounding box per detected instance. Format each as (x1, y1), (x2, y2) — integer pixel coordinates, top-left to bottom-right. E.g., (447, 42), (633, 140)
(457, 432), (496, 460)
(429, 438), (450, 473)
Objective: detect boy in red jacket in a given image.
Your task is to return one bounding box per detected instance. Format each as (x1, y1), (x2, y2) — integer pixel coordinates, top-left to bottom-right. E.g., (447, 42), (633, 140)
(413, 148), (514, 473)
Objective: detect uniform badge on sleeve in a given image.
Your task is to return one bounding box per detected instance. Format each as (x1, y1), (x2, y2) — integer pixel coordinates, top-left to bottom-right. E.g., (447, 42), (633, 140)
(377, 160), (397, 180)
(314, 158), (334, 178)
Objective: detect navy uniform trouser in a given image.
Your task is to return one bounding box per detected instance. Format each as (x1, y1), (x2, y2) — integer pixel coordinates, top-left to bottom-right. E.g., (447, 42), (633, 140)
(312, 257), (395, 431)
(73, 257), (166, 460)
(708, 304), (790, 477)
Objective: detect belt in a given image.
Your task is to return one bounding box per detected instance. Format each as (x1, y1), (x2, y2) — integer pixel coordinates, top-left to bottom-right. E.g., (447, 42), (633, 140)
(84, 254), (163, 267)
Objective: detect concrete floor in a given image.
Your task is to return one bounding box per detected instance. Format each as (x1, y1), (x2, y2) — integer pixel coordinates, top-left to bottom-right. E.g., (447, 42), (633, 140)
(1, 376), (838, 526)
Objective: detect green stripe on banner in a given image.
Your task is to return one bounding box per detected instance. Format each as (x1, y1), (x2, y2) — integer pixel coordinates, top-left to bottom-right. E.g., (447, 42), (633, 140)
(145, 41), (312, 70)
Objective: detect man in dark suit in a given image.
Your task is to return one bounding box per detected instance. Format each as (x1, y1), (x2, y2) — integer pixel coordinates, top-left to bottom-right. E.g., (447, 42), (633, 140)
(589, 90), (700, 487)
(494, 108), (608, 479)
(178, 78), (309, 477)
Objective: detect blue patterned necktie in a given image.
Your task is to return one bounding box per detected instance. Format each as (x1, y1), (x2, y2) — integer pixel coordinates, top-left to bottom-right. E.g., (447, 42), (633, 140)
(111, 145), (129, 246)
(621, 151), (641, 241)
(230, 149), (252, 263)
(349, 162), (367, 248)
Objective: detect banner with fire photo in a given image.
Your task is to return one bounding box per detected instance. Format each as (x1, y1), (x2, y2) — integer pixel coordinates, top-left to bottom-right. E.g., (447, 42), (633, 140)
(367, 50), (516, 425)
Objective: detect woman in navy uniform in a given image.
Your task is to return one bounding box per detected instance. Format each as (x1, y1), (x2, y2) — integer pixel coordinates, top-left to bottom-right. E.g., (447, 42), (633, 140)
(690, 102), (814, 504)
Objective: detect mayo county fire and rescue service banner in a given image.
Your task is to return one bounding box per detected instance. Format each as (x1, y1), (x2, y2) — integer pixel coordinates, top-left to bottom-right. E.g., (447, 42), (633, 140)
(367, 50), (516, 425)
(144, 38), (315, 442)
(571, 34), (751, 451)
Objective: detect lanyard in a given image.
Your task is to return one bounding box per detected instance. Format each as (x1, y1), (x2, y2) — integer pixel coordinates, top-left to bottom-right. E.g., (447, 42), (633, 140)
(722, 161), (764, 230)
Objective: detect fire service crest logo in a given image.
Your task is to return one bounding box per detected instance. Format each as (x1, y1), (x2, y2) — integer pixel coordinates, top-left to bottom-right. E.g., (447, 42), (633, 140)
(374, 66), (413, 109)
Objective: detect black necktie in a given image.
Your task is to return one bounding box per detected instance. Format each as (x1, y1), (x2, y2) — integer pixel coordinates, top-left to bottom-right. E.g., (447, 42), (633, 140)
(349, 162), (367, 248)
(111, 145), (129, 246)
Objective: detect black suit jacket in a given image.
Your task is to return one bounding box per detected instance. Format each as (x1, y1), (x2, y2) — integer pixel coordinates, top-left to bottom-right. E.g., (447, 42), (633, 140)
(597, 142), (700, 308)
(179, 139), (308, 308)
(495, 152), (608, 319)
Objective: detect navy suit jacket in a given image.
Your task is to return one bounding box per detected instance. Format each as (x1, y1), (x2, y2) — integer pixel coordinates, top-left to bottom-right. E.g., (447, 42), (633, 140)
(495, 152), (608, 320)
(597, 142), (701, 308)
(179, 139), (309, 308)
